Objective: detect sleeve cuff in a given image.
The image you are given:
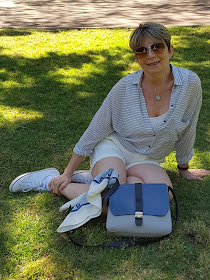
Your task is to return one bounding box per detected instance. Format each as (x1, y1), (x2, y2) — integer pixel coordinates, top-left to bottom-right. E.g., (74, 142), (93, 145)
(176, 149), (194, 164)
(73, 145), (93, 157)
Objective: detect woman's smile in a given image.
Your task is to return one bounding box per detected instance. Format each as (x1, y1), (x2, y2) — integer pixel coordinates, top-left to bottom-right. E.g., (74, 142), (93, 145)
(147, 61), (160, 67)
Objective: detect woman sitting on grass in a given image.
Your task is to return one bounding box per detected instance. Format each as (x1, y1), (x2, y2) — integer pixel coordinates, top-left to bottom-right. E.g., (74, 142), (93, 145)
(9, 22), (210, 203)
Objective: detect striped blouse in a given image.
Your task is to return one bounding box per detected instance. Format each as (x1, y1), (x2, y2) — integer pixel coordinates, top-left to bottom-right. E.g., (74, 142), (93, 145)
(73, 65), (202, 164)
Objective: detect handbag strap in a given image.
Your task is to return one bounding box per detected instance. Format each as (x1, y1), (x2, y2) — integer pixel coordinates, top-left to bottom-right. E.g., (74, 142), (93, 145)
(66, 184), (178, 248)
(102, 179), (120, 205)
(135, 183), (143, 226)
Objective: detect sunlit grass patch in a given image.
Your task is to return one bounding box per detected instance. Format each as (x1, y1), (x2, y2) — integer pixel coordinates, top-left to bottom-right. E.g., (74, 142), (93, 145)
(19, 255), (55, 280)
(0, 105), (43, 128)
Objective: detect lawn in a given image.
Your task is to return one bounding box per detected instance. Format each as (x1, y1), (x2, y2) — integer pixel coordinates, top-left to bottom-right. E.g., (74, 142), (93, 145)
(0, 26), (209, 280)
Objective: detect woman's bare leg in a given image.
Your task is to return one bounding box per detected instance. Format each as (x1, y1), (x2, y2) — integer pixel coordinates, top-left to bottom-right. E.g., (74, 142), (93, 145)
(60, 183), (90, 200)
(127, 163), (173, 200)
(92, 157), (127, 184)
(60, 156), (127, 200)
(127, 176), (144, 184)
(92, 156), (127, 215)
(60, 161), (173, 204)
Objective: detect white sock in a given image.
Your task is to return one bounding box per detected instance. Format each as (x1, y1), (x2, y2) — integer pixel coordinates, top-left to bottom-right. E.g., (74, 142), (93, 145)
(72, 170), (93, 184)
(42, 175), (56, 191)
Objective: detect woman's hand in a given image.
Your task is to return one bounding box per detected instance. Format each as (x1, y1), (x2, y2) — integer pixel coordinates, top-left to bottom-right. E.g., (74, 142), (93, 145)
(179, 169), (210, 181)
(48, 153), (86, 196)
(48, 174), (72, 196)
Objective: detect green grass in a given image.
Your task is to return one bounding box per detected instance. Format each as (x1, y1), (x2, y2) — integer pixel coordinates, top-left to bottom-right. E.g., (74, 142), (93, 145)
(0, 26), (209, 280)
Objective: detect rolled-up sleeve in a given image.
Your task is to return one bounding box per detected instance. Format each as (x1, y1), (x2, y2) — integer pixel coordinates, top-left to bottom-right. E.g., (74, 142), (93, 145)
(175, 75), (202, 164)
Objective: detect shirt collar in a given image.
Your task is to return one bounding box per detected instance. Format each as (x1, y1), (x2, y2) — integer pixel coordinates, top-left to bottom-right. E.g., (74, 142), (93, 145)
(171, 64), (182, 86)
(131, 64), (183, 86)
(132, 70), (143, 86)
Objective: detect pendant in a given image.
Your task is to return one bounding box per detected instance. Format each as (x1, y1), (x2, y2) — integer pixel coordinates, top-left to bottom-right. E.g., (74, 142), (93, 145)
(156, 95), (161, 101)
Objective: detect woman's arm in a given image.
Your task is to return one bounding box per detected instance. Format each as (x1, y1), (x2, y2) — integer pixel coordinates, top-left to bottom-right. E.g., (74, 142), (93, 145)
(178, 163), (210, 181)
(48, 153), (85, 196)
(175, 74), (202, 165)
(175, 73), (210, 180)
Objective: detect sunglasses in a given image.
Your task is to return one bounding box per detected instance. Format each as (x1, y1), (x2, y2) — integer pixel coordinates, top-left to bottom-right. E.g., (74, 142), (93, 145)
(135, 42), (166, 58)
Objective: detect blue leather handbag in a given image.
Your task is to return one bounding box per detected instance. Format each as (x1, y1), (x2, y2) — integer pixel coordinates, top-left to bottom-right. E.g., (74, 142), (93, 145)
(106, 183), (174, 238)
(67, 180), (178, 248)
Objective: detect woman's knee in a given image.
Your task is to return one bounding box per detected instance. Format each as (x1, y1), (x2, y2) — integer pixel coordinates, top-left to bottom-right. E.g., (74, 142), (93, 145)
(126, 176), (144, 184)
(127, 163), (172, 185)
(127, 164), (173, 200)
(91, 156), (127, 184)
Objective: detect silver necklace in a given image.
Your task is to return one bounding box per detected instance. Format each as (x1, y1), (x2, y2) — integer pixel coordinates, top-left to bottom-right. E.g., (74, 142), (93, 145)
(152, 85), (161, 101)
(145, 77), (170, 101)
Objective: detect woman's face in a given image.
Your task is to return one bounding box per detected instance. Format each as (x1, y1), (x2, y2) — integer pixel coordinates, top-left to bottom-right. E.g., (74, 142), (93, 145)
(135, 37), (173, 75)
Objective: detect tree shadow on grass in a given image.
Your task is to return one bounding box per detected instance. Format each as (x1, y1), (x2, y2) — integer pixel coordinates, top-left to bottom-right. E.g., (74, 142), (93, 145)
(0, 48), (131, 176)
(0, 28), (78, 37)
(1, 170), (209, 279)
(48, 169), (209, 279)
(0, 46), (133, 277)
(0, 41), (208, 182)
(0, 29), (32, 37)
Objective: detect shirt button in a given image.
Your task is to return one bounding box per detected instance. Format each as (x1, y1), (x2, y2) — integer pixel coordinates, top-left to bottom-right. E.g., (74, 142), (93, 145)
(148, 145), (151, 148)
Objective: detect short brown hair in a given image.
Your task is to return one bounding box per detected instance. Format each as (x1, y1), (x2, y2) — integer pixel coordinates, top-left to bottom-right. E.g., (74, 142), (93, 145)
(129, 23), (171, 52)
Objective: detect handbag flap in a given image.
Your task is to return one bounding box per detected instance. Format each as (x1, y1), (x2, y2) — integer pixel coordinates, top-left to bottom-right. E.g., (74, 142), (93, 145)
(109, 183), (169, 216)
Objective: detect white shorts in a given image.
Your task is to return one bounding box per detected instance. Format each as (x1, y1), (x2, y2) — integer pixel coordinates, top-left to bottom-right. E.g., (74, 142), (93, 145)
(90, 134), (164, 170)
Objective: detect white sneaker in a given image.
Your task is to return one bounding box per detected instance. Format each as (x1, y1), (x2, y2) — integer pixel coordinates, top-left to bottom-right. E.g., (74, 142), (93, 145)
(71, 170), (93, 184)
(9, 168), (60, 192)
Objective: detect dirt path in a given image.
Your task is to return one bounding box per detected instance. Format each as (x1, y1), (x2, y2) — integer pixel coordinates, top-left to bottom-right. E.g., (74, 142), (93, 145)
(0, 0), (209, 28)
